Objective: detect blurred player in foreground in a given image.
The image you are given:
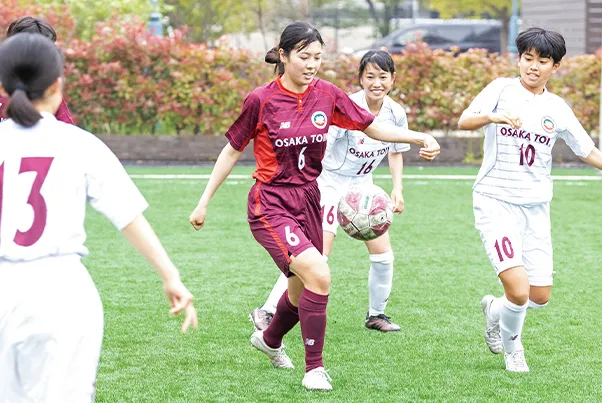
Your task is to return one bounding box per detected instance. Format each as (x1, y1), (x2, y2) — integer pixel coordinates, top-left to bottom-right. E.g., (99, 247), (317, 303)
(0, 33), (197, 401)
(251, 50), (411, 333)
(0, 16), (73, 124)
(458, 27), (602, 372)
(189, 22), (439, 390)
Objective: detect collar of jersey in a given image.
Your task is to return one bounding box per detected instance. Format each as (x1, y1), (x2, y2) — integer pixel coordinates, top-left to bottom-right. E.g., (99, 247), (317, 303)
(276, 75), (314, 98)
(513, 77), (551, 99)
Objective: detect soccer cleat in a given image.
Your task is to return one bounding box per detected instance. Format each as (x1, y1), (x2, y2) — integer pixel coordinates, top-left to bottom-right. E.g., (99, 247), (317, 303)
(365, 313), (401, 332)
(481, 295), (502, 354)
(504, 349), (529, 372)
(250, 330), (294, 369)
(302, 367), (333, 390)
(249, 307), (274, 331)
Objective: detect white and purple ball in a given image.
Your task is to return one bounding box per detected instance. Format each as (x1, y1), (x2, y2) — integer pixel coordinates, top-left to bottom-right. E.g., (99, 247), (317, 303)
(337, 184), (393, 241)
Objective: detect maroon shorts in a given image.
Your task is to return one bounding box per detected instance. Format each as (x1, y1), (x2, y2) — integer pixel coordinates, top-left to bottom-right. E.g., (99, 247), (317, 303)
(248, 180), (323, 276)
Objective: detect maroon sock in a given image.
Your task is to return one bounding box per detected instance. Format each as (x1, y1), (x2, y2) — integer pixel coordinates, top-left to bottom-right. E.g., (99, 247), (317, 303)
(298, 288), (329, 372)
(263, 290), (299, 349)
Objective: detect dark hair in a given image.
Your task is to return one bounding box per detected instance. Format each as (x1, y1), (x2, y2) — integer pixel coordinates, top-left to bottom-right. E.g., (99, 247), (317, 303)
(7, 16), (57, 42)
(358, 50), (395, 84)
(265, 21), (324, 75)
(0, 33), (64, 127)
(516, 27), (566, 64)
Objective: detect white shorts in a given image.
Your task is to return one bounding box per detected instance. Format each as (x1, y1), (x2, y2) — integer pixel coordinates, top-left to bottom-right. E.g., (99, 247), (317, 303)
(317, 170), (373, 235)
(0, 255), (103, 402)
(473, 192), (553, 286)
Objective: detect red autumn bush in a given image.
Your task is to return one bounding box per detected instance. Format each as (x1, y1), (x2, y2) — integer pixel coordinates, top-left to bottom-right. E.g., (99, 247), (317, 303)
(2, 1), (600, 135)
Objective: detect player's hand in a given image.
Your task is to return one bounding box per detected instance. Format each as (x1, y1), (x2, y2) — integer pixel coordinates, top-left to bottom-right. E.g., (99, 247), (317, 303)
(419, 134), (440, 161)
(189, 203), (207, 230)
(390, 188), (405, 214)
(488, 112), (521, 128)
(163, 278), (198, 333)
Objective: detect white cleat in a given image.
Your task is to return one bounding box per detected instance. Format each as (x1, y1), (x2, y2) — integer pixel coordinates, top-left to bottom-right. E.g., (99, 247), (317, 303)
(481, 295), (502, 354)
(504, 349), (529, 372)
(250, 330), (294, 369)
(302, 367), (332, 391)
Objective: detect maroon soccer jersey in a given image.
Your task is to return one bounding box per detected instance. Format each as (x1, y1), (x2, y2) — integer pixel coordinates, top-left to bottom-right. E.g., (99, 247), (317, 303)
(226, 77), (375, 186)
(0, 95), (74, 124)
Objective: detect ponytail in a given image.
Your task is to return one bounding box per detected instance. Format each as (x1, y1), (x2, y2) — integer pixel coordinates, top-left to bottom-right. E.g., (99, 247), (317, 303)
(265, 47), (284, 75)
(6, 85), (42, 127)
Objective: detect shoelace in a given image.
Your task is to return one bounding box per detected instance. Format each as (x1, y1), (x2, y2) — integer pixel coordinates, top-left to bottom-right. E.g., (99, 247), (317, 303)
(486, 323), (500, 337)
(315, 368), (332, 382)
(510, 350), (528, 369)
(376, 314), (393, 324)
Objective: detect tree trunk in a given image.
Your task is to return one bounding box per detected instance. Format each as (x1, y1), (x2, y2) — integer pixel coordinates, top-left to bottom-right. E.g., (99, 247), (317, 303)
(500, 11), (509, 54)
(255, 0), (268, 52)
(365, 0), (380, 36)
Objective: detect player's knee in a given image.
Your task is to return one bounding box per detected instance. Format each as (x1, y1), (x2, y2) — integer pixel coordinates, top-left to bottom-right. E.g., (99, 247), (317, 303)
(505, 286), (530, 306)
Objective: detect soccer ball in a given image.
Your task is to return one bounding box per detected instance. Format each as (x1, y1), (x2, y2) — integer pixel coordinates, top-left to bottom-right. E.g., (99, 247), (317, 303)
(337, 184), (393, 241)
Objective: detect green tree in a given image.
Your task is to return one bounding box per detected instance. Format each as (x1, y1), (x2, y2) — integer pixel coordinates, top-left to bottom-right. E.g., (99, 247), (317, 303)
(428, 0), (518, 53)
(164, 0), (257, 43)
(365, 0), (401, 38)
(31, 0), (160, 39)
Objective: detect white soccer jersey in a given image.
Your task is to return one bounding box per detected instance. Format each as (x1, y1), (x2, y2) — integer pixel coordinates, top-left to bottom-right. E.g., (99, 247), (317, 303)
(321, 90), (410, 177)
(468, 77), (595, 205)
(0, 113), (148, 262)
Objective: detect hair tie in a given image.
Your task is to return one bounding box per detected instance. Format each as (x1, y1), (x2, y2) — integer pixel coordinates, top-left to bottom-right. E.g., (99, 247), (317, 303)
(14, 82), (27, 92)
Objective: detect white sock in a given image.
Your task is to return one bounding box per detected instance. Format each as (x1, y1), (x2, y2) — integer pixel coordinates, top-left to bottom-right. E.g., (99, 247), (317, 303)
(260, 273), (288, 314)
(368, 251), (394, 317)
(500, 297), (528, 354)
(528, 300), (548, 309)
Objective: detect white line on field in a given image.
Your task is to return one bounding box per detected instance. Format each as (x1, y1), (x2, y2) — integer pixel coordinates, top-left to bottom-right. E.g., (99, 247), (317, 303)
(129, 174), (602, 181)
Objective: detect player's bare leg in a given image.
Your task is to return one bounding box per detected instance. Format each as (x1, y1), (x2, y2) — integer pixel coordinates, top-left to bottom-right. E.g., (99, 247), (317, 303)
(498, 266), (530, 372)
(322, 231), (335, 257)
(364, 231), (399, 332)
(528, 285), (551, 308)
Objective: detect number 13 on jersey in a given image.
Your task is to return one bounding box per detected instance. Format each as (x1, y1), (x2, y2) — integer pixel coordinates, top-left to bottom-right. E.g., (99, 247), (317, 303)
(0, 157), (54, 247)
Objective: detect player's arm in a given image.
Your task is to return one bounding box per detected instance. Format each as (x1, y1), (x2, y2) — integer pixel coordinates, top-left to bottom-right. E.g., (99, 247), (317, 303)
(457, 78), (520, 130)
(458, 111), (521, 130)
(579, 147), (602, 170)
(122, 215), (198, 333)
(189, 143), (242, 230)
(388, 151), (404, 214)
(85, 136), (197, 333)
(363, 122), (440, 161)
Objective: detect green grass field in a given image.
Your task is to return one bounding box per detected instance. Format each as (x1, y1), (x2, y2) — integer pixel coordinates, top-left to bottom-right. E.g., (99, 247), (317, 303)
(85, 166), (602, 402)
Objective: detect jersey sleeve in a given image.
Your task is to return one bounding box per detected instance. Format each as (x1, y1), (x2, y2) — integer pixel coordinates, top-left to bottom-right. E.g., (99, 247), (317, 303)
(391, 104), (411, 153)
(464, 78), (507, 115)
(557, 101), (595, 158)
(327, 124), (347, 140)
(55, 100), (75, 124)
(225, 90), (262, 151)
(85, 136), (149, 230)
(331, 86), (375, 131)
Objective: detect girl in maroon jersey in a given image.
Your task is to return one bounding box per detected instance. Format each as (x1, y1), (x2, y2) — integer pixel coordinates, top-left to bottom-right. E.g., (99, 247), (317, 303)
(189, 21), (440, 391)
(0, 16), (73, 123)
